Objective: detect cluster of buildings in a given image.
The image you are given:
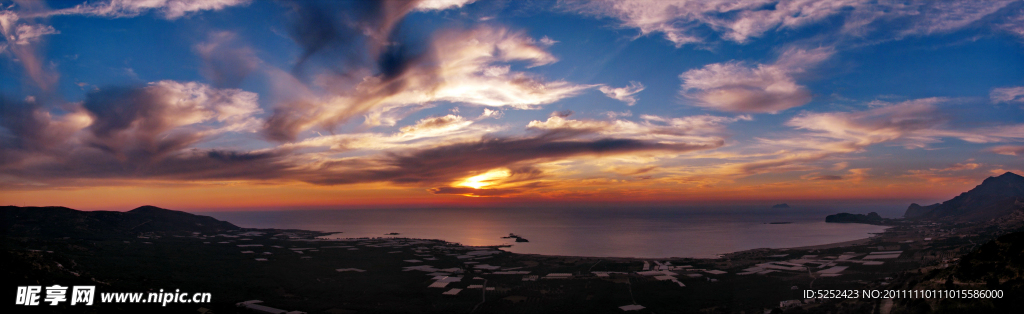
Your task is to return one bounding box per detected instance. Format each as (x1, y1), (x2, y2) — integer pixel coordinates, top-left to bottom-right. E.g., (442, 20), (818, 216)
(737, 251), (901, 276)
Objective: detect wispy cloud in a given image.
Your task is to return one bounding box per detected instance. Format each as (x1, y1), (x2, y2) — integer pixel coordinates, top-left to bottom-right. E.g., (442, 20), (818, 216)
(194, 31), (260, 88)
(897, 1), (1015, 37)
(81, 81), (262, 162)
(2, 101), (739, 194)
(566, 0), (860, 46)
(45, 0), (252, 20)
(996, 8), (1024, 39)
(989, 145), (1024, 156)
(902, 160), (986, 184)
(991, 86), (1024, 103)
(715, 97), (1024, 176)
(599, 81), (645, 106)
(9, 23), (58, 45)
(680, 47), (833, 113)
(306, 121), (724, 191)
(785, 98), (1024, 148)
(0, 81), (271, 186)
(567, 0), (1017, 46)
(0, 10), (59, 90)
(414, 0), (477, 11)
(264, 25), (594, 141)
(0, 95), (91, 155)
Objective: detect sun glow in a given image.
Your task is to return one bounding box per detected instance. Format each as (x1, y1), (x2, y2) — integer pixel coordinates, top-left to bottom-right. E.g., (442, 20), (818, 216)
(457, 169), (511, 189)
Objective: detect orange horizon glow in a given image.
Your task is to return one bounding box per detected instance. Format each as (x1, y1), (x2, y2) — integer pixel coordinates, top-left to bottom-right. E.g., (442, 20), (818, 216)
(0, 176), (984, 212)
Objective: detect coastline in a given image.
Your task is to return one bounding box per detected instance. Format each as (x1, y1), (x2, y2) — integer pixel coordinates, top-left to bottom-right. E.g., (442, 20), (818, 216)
(781, 232), (883, 251)
(9, 205), (1006, 314)
(301, 222), (895, 261)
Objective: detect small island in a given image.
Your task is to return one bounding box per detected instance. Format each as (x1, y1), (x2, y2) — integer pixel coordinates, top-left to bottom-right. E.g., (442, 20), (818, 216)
(501, 233), (530, 242)
(770, 203), (790, 209)
(825, 212), (883, 224)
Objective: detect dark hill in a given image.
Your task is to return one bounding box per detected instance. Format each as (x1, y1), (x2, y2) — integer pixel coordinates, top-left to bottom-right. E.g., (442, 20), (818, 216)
(771, 203), (790, 209)
(903, 203), (939, 218)
(904, 172), (1024, 221)
(954, 230), (1024, 282)
(125, 205), (238, 233)
(0, 205), (238, 239)
(826, 212), (883, 224)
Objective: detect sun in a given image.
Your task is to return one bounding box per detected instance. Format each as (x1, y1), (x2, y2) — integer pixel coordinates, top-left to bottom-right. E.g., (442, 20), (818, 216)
(456, 169), (511, 189)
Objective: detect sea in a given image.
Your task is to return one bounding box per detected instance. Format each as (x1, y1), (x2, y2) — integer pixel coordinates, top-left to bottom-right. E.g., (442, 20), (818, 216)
(203, 205), (896, 259)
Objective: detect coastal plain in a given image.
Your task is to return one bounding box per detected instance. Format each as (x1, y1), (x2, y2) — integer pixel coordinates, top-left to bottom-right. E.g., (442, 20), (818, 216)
(4, 204), (1023, 314)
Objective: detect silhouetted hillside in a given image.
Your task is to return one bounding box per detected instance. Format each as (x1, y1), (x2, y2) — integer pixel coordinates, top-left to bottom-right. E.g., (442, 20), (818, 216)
(825, 212), (883, 224)
(904, 172), (1024, 221)
(0, 205), (238, 239)
(125, 205), (238, 233)
(903, 203), (938, 219)
(954, 231), (1024, 282)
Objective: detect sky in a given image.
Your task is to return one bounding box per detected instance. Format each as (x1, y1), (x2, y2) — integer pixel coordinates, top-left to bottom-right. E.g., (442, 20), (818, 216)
(1, 0), (1023, 211)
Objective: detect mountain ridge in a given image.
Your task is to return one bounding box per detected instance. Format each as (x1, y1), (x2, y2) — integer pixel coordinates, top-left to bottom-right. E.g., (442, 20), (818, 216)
(1, 205), (238, 238)
(903, 172), (1024, 221)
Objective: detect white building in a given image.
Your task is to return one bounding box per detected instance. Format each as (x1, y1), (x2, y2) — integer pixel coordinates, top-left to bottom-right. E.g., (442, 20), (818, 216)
(235, 300), (306, 314)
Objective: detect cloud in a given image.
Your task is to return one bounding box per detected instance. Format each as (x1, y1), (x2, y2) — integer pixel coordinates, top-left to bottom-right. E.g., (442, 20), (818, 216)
(0, 96), (90, 155)
(479, 108), (503, 119)
(275, 113), (502, 154)
(194, 31), (260, 88)
(989, 145), (1024, 156)
(801, 168), (870, 182)
(527, 113), (748, 142)
(719, 97), (1024, 176)
(902, 161), (987, 184)
(898, 1), (1015, 36)
(538, 36), (558, 46)
(277, 113), (735, 196)
(997, 8), (1024, 39)
(3, 79), (742, 193)
(567, 0), (869, 45)
(428, 167), (548, 197)
(604, 110), (632, 119)
(720, 150), (834, 176)
(599, 81), (645, 106)
(46, 0), (252, 20)
(81, 81), (262, 162)
(10, 23), (58, 45)
(0, 81), (282, 187)
(308, 130), (723, 186)
(264, 25), (593, 141)
(991, 86), (1024, 103)
(785, 98), (951, 148)
(567, 0), (1016, 46)
(259, 2), (595, 142)
(783, 98), (1024, 149)
(0, 10), (58, 90)
(940, 162), (981, 171)
(398, 114), (472, 136)
(680, 47), (833, 113)
(414, 0), (477, 11)
(1, 146), (294, 186)
(809, 174), (843, 180)
(281, 0), (420, 77)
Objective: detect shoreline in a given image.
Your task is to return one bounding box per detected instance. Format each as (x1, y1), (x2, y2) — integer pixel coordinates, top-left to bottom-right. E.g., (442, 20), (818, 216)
(299, 222), (895, 261)
(11, 204), (1005, 314)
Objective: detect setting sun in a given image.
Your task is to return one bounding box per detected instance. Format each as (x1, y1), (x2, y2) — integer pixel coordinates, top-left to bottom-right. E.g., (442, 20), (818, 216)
(456, 169), (511, 189)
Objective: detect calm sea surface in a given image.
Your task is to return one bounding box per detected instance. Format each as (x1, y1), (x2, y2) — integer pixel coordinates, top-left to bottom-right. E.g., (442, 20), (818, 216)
(203, 206), (891, 259)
